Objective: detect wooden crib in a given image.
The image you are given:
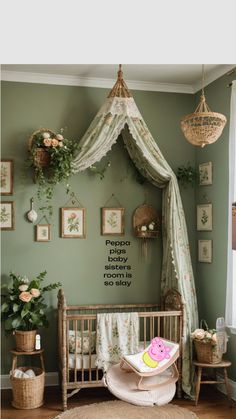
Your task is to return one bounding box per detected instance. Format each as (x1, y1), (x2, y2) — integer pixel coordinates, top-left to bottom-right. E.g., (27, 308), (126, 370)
(57, 289), (183, 410)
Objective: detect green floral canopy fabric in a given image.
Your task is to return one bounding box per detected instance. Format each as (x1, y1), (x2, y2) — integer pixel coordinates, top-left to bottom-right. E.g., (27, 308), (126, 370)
(72, 95), (199, 397)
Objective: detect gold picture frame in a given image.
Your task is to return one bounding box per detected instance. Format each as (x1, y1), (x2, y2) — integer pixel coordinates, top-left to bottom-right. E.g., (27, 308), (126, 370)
(0, 201), (15, 230)
(199, 161), (213, 186)
(61, 207), (86, 238)
(197, 203), (212, 231)
(0, 159), (14, 195)
(101, 207), (125, 236)
(198, 240), (212, 263)
(35, 224), (51, 242)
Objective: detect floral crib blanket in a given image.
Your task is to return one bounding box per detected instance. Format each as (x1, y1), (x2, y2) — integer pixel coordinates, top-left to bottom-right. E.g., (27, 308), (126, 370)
(95, 312), (139, 371)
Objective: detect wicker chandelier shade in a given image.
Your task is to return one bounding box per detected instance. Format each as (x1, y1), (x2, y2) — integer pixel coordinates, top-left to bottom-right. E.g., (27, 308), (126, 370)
(181, 66), (227, 147)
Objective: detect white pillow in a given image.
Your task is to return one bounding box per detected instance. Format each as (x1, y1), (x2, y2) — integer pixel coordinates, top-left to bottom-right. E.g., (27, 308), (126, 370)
(69, 330), (96, 354)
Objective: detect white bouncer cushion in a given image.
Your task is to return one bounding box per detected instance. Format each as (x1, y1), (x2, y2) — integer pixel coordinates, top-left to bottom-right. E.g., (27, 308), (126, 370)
(105, 364), (176, 407)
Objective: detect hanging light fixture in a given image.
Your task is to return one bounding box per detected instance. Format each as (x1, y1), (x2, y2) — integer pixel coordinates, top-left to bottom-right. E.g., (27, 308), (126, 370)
(180, 65), (227, 147)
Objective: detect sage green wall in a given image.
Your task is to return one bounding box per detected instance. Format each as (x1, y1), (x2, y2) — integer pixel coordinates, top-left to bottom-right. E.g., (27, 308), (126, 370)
(195, 71), (236, 381)
(1, 81), (196, 375)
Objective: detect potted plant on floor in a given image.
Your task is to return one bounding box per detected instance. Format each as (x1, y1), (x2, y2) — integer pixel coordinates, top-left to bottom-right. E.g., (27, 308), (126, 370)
(1, 271), (61, 351)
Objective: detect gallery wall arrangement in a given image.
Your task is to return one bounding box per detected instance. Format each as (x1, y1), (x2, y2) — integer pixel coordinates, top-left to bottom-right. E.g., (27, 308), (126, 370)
(1, 66), (236, 393)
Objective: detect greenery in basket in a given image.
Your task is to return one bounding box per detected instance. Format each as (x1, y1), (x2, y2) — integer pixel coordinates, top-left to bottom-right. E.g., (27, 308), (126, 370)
(176, 163), (198, 188)
(28, 129), (80, 218)
(1, 271), (61, 334)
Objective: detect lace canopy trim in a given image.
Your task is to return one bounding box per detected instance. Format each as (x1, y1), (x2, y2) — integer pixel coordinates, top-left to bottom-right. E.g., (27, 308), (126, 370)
(96, 97), (142, 119)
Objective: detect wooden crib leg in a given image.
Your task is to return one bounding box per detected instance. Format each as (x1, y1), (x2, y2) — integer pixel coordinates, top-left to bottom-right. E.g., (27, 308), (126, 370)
(62, 369), (67, 411)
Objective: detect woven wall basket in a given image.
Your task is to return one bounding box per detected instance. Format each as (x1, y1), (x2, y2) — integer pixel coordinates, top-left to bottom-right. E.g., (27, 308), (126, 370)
(28, 128), (56, 167)
(133, 204), (160, 238)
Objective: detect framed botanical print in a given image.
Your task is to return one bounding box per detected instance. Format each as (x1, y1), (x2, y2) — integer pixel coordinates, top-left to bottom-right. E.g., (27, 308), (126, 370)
(0, 160), (13, 195)
(197, 203), (212, 231)
(198, 240), (212, 263)
(61, 207), (86, 238)
(199, 162), (212, 186)
(0, 201), (15, 230)
(35, 224), (51, 242)
(101, 207), (125, 236)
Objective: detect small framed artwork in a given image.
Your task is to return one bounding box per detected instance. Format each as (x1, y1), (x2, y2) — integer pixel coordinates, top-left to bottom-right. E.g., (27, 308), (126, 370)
(0, 201), (15, 230)
(198, 240), (212, 263)
(35, 224), (51, 242)
(197, 203), (212, 231)
(199, 162), (212, 186)
(61, 207), (86, 238)
(101, 207), (125, 236)
(0, 159), (14, 195)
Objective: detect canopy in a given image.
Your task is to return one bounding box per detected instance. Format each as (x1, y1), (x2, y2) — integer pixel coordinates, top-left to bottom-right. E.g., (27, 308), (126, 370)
(72, 66), (199, 397)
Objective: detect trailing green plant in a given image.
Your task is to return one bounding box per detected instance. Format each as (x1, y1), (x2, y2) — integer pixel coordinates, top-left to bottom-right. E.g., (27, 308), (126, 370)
(28, 129), (80, 218)
(176, 163), (198, 188)
(88, 161), (111, 180)
(1, 271), (61, 333)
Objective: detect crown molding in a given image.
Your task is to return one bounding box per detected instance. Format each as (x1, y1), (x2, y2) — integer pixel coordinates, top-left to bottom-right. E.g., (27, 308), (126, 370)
(1, 70), (194, 94)
(1, 65), (235, 94)
(192, 64), (236, 93)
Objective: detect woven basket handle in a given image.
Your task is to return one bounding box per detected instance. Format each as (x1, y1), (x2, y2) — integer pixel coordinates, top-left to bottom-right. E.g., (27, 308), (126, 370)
(200, 319), (209, 331)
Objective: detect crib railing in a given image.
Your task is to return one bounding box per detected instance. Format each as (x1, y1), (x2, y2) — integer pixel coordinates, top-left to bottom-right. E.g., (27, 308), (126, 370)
(57, 289), (183, 410)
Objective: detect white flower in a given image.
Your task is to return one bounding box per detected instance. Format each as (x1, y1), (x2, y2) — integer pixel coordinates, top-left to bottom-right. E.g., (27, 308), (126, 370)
(56, 134), (64, 141)
(191, 328), (205, 340)
(19, 284), (28, 292)
(148, 223), (155, 230)
(43, 132), (51, 139)
(141, 225), (147, 232)
(58, 141), (63, 147)
(22, 275), (29, 284)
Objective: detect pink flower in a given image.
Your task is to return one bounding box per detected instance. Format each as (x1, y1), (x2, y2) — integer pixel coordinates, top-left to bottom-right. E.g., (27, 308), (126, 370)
(43, 138), (52, 147)
(30, 288), (41, 298)
(19, 291), (32, 303)
(19, 284), (28, 292)
(191, 329), (205, 340)
(56, 134), (64, 141)
(51, 139), (59, 147)
(70, 213), (77, 219)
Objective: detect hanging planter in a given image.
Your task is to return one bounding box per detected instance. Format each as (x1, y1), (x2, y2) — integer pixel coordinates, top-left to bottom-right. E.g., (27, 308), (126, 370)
(27, 128), (80, 219)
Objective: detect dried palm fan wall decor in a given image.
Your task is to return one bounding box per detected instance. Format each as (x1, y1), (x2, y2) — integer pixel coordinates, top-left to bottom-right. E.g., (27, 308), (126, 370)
(181, 65), (227, 147)
(133, 204), (160, 259)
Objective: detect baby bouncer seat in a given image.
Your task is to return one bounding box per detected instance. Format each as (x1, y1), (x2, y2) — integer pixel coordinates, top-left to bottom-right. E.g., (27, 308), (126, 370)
(105, 337), (180, 407)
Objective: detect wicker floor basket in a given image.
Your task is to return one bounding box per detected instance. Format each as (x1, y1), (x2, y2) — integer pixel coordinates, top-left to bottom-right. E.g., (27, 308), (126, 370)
(11, 367), (45, 409)
(194, 340), (222, 364)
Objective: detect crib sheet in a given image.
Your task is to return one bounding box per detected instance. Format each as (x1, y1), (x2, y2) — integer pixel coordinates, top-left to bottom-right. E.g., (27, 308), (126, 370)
(68, 341), (149, 370)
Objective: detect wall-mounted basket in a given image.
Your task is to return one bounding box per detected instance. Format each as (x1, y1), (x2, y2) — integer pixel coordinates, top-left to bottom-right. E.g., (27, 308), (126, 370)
(133, 204), (160, 258)
(28, 128), (56, 168)
(133, 204), (160, 238)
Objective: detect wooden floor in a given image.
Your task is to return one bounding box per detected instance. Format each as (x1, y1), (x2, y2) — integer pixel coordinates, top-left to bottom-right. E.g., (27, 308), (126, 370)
(1, 385), (236, 419)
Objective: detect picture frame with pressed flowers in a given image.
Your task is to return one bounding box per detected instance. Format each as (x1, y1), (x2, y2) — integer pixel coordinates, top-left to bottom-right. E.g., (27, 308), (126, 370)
(0, 159), (14, 195)
(0, 201), (15, 230)
(197, 203), (212, 231)
(101, 207), (125, 236)
(198, 239), (212, 263)
(61, 207), (86, 238)
(35, 224), (51, 242)
(199, 162), (213, 186)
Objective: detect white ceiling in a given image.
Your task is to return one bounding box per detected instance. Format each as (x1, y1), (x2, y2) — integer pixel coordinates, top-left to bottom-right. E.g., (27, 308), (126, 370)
(1, 64), (235, 94)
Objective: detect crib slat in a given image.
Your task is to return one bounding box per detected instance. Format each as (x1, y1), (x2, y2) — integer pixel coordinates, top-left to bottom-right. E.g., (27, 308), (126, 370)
(144, 317), (146, 347)
(81, 319), (84, 382)
(74, 320), (77, 383)
(89, 319), (92, 382)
